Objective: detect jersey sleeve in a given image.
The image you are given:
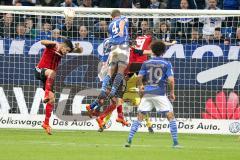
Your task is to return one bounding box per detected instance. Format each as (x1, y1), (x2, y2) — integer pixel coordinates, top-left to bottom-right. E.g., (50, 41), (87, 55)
(138, 63), (147, 76)
(166, 62), (174, 78)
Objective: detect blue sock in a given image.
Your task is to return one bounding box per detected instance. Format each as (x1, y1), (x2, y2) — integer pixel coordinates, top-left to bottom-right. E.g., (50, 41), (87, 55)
(128, 120), (141, 143)
(90, 100), (99, 110)
(101, 75), (111, 92)
(169, 119), (178, 145)
(110, 73), (124, 96)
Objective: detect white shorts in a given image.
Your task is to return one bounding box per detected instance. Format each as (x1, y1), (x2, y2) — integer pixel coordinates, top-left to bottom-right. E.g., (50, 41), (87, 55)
(138, 94), (173, 113)
(109, 44), (130, 65)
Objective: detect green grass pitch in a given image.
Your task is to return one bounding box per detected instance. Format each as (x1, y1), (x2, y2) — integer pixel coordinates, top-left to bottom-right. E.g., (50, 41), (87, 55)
(0, 129), (239, 160)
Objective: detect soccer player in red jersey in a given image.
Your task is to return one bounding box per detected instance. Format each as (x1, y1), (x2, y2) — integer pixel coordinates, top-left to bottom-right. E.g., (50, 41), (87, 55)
(34, 39), (74, 135)
(129, 34), (152, 63)
(130, 32), (176, 64)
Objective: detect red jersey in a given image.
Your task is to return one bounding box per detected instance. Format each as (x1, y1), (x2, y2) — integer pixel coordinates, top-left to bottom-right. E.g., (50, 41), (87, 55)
(37, 45), (61, 71)
(129, 35), (152, 63)
(135, 35), (152, 51)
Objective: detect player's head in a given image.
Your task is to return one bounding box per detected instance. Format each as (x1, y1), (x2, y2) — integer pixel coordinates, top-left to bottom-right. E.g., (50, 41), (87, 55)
(150, 40), (166, 57)
(111, 9), (121, 19)
(60, 39), (74, 55)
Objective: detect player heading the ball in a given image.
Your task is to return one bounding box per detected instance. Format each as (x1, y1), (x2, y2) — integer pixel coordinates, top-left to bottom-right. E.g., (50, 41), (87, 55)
(101, 9), (130, 103)
(88, 9), (130, 114)
(34, 39), (82, 135)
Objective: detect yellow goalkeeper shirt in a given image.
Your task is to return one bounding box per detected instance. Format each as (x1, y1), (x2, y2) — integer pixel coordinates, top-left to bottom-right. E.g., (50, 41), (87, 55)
(125, 73), (139, 92)
(123, 73), (141, 106)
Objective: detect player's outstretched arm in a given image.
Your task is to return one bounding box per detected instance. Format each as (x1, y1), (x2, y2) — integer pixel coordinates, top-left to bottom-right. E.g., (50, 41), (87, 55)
(143, 50), (152, 55)
(133, 41), (176, 56)
(41, 40), (57, 47)
(168, 76), (175, 101)
(132, 48), (152, 55)
(141, 41), (176, 55)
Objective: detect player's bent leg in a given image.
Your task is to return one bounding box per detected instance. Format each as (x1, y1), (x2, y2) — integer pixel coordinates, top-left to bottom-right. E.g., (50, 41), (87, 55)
(42, 91), (54, 135)
(43, 69), (56, 103)
(109, 63), (127, 101)
(98, 114), (112, 132)
(86, 90), (108, 118)
(96, 104), (116, 129)
(116, 104), (130, 127)
(166, 112), (181, 148)
(87, 65), (116, 117)
(98, 63), (116, 102)
(125, 112), (144, 148)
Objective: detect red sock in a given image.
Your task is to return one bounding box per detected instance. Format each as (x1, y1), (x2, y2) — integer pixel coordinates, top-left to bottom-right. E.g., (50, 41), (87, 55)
(45, 77), (54, 97)
(117, 105), (123, 119)
(99, 104), (116, 120)
(44, 103), (53, 125)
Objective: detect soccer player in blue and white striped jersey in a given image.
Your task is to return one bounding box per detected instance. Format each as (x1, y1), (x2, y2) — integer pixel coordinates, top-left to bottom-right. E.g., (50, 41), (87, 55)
(125, 40), (181, 148)
(87, 9), (130, 117)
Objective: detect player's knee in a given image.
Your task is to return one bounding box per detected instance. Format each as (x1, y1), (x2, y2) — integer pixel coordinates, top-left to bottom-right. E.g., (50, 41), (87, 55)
(109, 65), (116, 75)
(49, 71), (56, 79)
(166, 112), (175, 121)
(45, 69), (56, 78)
(48, 97), (55, 104)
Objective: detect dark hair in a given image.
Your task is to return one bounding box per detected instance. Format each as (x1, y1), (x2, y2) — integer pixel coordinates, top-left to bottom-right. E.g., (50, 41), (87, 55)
(150, 40), (166, 56)
(63, 39), (74, 52)
(111, 9), (121, 18)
